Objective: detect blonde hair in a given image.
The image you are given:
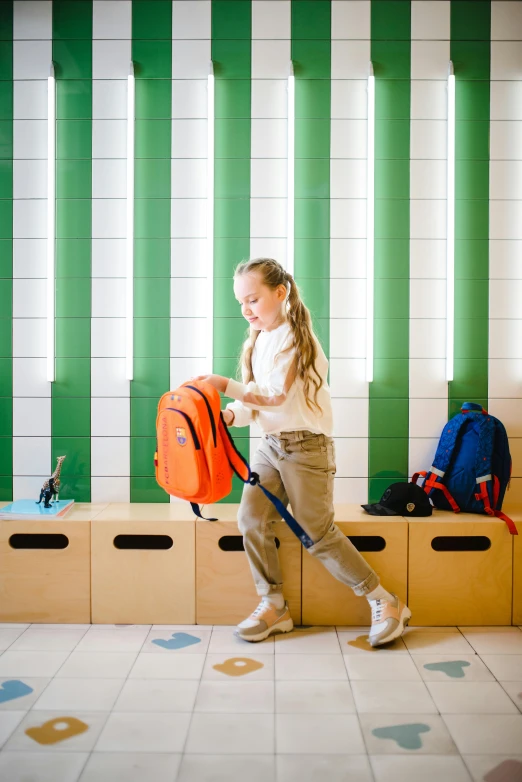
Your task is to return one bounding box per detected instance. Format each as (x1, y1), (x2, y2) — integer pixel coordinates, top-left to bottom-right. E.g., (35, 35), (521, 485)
(234, 257), (323, 417)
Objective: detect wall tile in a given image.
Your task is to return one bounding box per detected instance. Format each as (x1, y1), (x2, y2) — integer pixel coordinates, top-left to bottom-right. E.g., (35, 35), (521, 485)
(331, 398), (369, 438)
(13, 398), (51, 437)
(13, 81), (47, 120)
(13, 120), (47, 159)
(92, 80), (127, 120)
(13, 0), (52, 40)
(91, 397), (130, 437)
(330, 118), (366, 158)
(331, 39), (370, 79)
(93, 0), (131, 39)
(91, 436), (129, 476)
(252, 0), (290, 39)
(13, 436), (50, 475)
(171, 119), (207, 158)
(411, 0), (449, 40)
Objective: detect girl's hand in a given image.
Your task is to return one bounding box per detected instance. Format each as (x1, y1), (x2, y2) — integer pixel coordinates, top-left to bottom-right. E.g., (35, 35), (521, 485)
(191, 374), (229, 394)
(222, 409), (235, 426)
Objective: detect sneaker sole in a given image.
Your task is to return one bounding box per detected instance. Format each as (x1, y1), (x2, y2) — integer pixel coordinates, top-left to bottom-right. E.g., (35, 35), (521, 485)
(369, 605), (412, 648)
(235, 617), (294, 643)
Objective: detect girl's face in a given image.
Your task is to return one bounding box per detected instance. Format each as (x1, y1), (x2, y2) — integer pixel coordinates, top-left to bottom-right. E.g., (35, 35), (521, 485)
(234, 272), (287, 332)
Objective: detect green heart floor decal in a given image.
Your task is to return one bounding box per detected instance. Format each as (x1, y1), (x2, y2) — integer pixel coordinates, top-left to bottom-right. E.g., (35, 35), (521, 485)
(423, 660), (471, 678)
(372, 723), (431, 750)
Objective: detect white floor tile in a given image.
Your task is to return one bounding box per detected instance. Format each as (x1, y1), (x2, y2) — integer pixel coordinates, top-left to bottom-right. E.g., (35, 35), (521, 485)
(411, 654), (495, 682)
(0, 751), (89, 782)
(0, 710), (26, 749)
(79, 752), (181, 782)
(203, 653), (275, 682)
(402, 632), (475, 655)
(74, 626), (149, 653)
(0, 677), (50, 711)
(0, 651), (70, 678)
(276, 713), (366, 754)
(370, 754), (472, 782)
(274, 649), (350, 680)
(129, 652), (206, 680)
(427, 681), (519, 714)
(344, 655), (422, 682)
(113, 678), (199, 712)
(94, 711), (191, 753)
(4, 710), (109, 753)
(55, 652), (137, 679)
(498, 681), (522, 712)
(443, 714), (522, 754)
(459, 628), (522, 655)
(185, 713), (274, 754)
(207, 628), (274, 655)
(352, 680), (438, 714)
(462, 754), (522, 782)
(274, 628), (341, 654)
(8, 628), (88, 653)
(360, 713), (458, 755)
(479, 655), (522, 681)
(178, 754), (275, 782)
(32, 678), (124, 712)
(277, 754), (372, 782)
(0, 628), (29, 651)
(275, 680), (355, 714)
(194, 680), (274, 713)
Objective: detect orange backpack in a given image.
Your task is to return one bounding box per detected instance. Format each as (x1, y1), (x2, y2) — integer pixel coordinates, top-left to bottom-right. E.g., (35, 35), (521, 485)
(154, 380), (313, 546)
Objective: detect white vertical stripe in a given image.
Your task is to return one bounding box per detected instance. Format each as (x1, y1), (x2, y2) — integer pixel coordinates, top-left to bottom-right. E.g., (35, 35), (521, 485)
(12, 1), (52, 500)
(489, 0), (522, 504)
(330, 0), (370, 503)
(91, 0), (131, 502)
(170, 0), (211, 499)
(250, 1), (291, 459)
(408, 0), (450, 479)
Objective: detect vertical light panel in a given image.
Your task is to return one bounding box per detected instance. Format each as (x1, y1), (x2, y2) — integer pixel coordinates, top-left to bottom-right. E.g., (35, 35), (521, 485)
(206, 59), (214, 374)
(126, 60), (135, 381)
(46, 62), (55, 382)
(287, 60), (295, 276)
(366, 61), (374, 383)
(446, 60), (455, 382)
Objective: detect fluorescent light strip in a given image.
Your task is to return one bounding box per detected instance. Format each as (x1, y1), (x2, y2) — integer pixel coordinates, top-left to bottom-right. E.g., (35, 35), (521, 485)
(287, 61), (295, 276)
(126, 61), (135, 381)
(446, 61), (455, 383)
(46, 63), (55, 383)
(366, 62), (375, 383)
(207, 61), (215, 374)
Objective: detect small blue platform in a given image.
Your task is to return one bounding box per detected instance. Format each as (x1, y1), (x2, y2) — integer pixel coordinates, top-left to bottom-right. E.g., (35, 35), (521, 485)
(0, 499), (75, 520)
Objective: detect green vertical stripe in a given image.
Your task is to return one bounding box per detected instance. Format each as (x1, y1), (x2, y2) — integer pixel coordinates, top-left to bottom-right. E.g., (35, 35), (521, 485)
(52, 0), (92, 502)
(0, 0), (12, 500)
(292, 0), (330, 356)
(212, 0), (251, 503)
(369, 1), (411, 503)
(449, 0), (490, 418)
(131, 0), (172, 502)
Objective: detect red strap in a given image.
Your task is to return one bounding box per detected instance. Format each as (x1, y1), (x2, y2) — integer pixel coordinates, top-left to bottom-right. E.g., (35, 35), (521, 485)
(493, 475), (500, 507)
(476, 480), (518, 534)
(494, 510), (518, 535)
(425, 475), (460, 512)
(412, 471), (426, 485)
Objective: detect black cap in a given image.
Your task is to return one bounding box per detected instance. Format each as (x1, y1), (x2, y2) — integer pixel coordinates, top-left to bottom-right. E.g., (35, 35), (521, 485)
(362, 482), (432, 517)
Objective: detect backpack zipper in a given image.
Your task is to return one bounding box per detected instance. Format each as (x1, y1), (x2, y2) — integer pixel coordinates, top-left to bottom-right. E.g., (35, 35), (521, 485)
(185, 385), (217, 447)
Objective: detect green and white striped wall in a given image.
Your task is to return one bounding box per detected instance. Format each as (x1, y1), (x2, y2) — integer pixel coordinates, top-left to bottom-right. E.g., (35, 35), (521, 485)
(0, 0), (521, 505)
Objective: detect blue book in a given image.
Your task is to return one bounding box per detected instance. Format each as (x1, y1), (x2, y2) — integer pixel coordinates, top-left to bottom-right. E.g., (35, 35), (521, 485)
(0, 499), (75, 520)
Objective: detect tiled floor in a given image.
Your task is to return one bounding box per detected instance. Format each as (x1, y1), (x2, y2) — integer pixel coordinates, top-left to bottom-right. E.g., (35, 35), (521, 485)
(1, 623), (522, 781)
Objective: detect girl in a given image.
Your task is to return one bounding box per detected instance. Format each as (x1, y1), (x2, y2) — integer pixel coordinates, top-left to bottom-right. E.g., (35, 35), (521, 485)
(194, 258), (411, 646)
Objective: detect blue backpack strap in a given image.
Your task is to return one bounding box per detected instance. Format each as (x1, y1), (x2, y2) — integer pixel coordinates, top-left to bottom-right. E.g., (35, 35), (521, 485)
(430, 413), (468, 477)
(219, 418), (314, 548)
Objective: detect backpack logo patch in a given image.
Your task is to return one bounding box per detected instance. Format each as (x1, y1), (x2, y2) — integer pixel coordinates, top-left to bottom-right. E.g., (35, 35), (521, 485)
(176, 427), (187, 446)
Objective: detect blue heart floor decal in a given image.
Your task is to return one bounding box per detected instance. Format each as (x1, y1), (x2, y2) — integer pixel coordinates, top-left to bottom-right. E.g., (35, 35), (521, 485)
(152, 632), (201, 650)
(372, 723), (431, 750)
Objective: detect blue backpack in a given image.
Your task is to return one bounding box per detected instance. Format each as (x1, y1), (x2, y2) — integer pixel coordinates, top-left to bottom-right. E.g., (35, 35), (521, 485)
(413, 402), (517, 535)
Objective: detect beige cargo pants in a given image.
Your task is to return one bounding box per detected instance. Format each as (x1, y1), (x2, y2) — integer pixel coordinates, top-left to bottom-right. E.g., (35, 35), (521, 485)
(237, 430), (380, 598)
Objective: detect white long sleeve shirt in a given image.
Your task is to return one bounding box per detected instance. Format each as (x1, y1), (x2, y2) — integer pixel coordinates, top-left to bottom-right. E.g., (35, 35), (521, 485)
(225, 321), (333, 436)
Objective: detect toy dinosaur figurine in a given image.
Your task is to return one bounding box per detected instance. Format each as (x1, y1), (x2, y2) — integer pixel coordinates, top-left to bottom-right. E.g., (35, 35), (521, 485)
(36, 455), (66, 509)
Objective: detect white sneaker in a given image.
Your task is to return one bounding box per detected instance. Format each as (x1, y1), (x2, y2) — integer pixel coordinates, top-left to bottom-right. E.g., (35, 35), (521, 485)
(368, 594), (411, 647)
(235, 599), (293, 643)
